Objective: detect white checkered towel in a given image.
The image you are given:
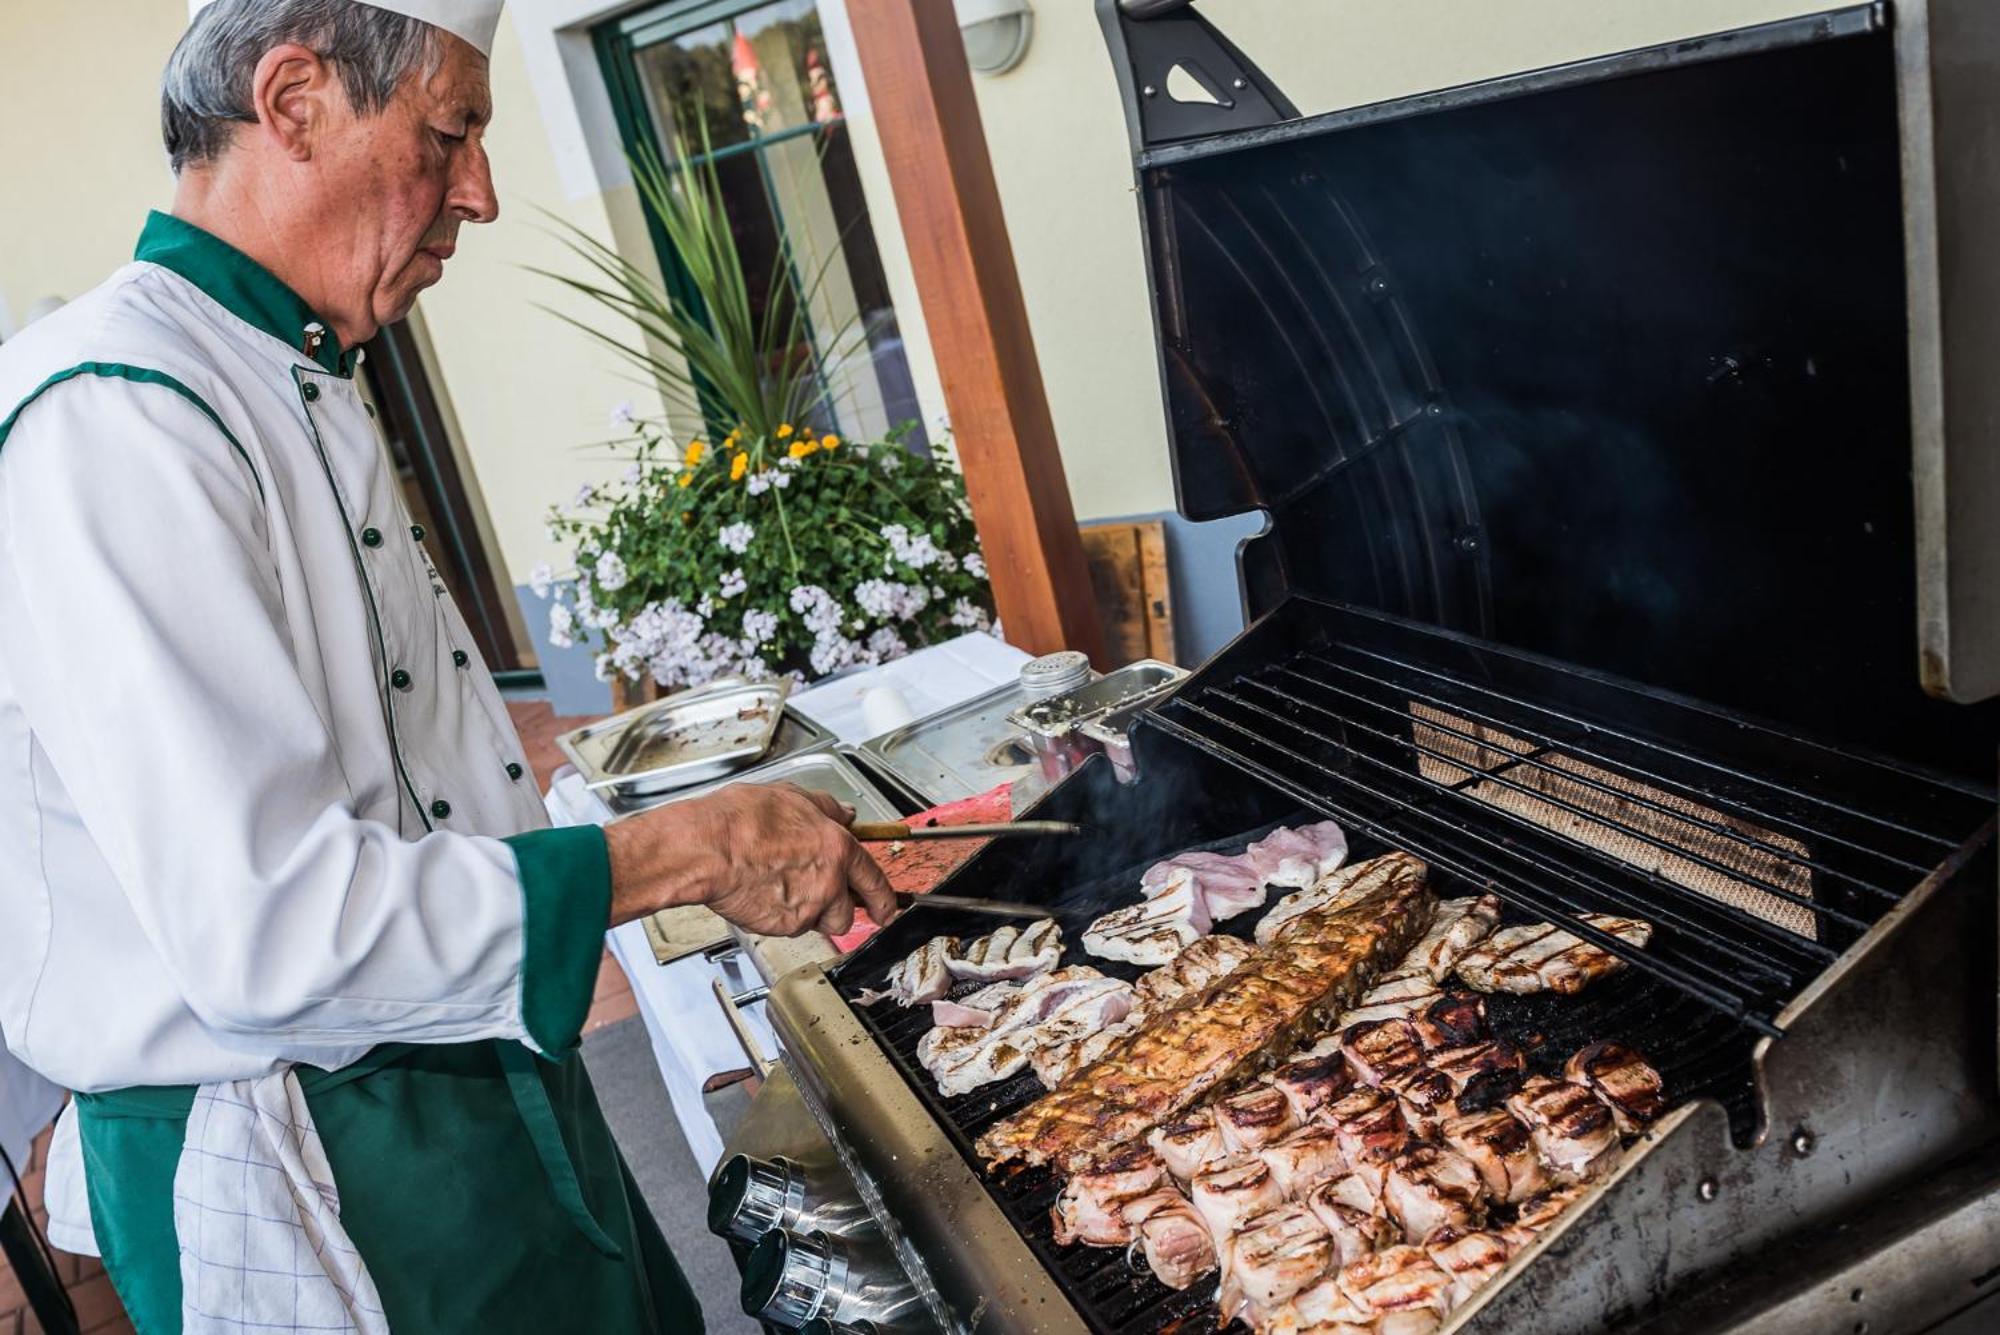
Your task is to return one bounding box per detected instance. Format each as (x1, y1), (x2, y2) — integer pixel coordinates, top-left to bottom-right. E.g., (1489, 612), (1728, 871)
(173, 1072), (388, 1334)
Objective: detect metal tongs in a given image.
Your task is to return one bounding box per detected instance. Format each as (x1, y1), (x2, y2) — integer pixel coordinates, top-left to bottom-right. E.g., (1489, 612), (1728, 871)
(849, 819), (1083, 842)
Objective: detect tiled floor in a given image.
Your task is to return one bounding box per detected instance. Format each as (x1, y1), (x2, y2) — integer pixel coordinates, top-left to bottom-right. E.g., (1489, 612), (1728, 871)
(0, 701), (619, 1334)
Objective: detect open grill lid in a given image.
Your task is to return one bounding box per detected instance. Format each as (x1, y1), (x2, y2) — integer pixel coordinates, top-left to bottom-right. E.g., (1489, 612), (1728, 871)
(1098, 0), (2000, 781)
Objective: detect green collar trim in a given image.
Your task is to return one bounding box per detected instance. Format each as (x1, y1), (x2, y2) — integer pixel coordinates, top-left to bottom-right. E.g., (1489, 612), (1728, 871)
(134, 211), (355, 377)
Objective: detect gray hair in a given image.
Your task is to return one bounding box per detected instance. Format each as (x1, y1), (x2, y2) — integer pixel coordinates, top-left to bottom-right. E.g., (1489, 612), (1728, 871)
(161, 0), (440, 173)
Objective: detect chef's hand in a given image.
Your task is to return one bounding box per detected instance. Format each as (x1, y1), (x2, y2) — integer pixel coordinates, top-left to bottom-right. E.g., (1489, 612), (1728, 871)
(603, 781), (899, 937)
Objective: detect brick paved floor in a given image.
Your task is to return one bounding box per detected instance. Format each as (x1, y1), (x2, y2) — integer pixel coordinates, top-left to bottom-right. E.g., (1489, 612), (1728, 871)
(0, 700), (617, 1333)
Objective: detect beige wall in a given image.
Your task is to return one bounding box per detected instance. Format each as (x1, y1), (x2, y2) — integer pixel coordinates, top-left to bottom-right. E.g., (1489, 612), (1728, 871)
(956, 0), (1839, 522)
(0, 2), (181, 333)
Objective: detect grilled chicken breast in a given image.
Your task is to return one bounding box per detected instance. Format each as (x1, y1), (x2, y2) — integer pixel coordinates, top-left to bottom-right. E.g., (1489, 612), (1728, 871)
(1133, 933), (1258, 1010)
(1081, 875), (1212, 965)
(1122, 1188), (1219, 1289)
(1426, 1228), (1512, 1308)
(1337, 1243), (1455, 1320)
(1031, 1012), (1141, 1090)
(919, 968), (1134, 1097)
(1454, 913), (1654, 996)
(1506, 1075), (1622, 1181)
(949, 918), (1062, 982)
(1256, 853), (1425, 946)
(1441, 1107), (1549, 1204)
(1402, 894), (1505, 982)
(859, 935), (959, 1006)
(1382, 1146), (1486, 1243)
(1564, 1041), (1666, 1134)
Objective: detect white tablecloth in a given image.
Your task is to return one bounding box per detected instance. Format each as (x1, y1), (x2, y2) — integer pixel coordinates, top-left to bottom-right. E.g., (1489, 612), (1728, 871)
(553, 633), (1030, 1175)
(1, 1035), (63, 1176)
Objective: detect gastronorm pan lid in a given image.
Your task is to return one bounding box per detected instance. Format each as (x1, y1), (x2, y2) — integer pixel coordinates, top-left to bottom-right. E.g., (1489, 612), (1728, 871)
(1099, 0), (2000, 778)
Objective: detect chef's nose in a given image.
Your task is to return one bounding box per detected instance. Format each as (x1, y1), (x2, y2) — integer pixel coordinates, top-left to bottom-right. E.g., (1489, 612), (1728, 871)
(452, 138), (499, 225)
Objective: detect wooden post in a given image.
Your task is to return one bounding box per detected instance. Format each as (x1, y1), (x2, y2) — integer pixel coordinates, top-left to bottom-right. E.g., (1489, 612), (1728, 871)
(845, 0), (1108, 666)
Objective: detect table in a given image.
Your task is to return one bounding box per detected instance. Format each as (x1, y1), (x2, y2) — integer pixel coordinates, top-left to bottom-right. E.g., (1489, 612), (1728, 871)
(548, 632), (1030, 1174)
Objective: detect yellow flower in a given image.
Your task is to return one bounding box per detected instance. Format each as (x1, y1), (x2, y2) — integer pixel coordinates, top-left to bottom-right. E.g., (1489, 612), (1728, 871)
(730, 452), (748, 481)
(787, 440), (817, 460)
(776, 423), (794, 439)
(683, 440), (705, 467)
(821, 434), (841, 451)
(677, 472), (693, 488)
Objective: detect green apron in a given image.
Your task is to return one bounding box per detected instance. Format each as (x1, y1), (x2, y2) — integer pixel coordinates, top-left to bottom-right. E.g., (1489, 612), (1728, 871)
(73, 1040), (704, 1335)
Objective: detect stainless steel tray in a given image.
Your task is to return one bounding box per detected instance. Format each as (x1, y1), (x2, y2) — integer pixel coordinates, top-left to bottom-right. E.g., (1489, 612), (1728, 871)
(1005, 658), (1186, 737)
(559, 679), (789, 800)
(598, 706), (837, 817)
(855, 680), (1046, 807)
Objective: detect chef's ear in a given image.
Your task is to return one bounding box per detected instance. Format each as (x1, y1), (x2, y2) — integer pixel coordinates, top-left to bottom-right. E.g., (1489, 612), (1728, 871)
(249, 42), (338, 161)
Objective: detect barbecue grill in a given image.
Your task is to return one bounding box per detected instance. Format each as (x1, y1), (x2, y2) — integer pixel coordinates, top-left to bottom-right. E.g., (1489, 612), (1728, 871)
(713, 3), (2000, 1331)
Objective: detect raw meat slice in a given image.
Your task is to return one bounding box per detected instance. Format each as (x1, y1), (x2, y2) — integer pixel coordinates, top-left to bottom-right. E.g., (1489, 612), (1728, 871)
(1382, 1146), (1486, 1243)
(948, 918), (1062, 982)
(1144, 853), (1269, 922)
(1081, 876), (1211, 965)
(858, 935), (958, 1005)
(1049, 1144), (1164, 1247)
(929, 980), (1019, 1029)
(1245, 820), (1350, 890)
(1121, 1189), (1218, 1289)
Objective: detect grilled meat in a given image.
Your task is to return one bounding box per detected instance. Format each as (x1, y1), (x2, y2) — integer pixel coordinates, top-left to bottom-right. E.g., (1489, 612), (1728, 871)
(1304, 1179), (1399, 1267)
(1340, 1018), (1428, 1087)
(1500, 1183), (1590, 1250)
(1413, 993), (1488, 1052)
(1425, 1228), (1511, 1308)
(1081, 874), (1212, 966)
(1383, 1067), (1457, 1140)
(949, 918), (1062, 982)
(1382, 1146), (1486, 1243)
(978, 858), (1435, 1170)
(1564, 1041), (1666, 1133)
(1049, 1144), (1164, 1247)
(1031, 1013), (1141, 1089)
(1441, 1107), (1548, 1204)
(1245, 820), (1350, 891)
(929, 979), (1019, 1029)
(1217, 1082), (1302, 1154)
(1149, 1108), (1227, 1182)
(1455, 913), (1654, 996)
(1222, 1203), (1335, 1323)
(1134, 933), (1258, 1010)
(1339, 971), (1444, 1029)
(1506, 1075), (1621, 1181)
(1265, 1274), (1377, 1334)
(859, 935), (958, 1006)
(1258, 1124), (1349, 1198)
(919, 968), (1134, 1097)
(1192, 1156), (1287, 1241)
(1325, 1087), (1411, 1168)
(1427, 1040), (1528, 1112)
(1337, 1243), (1455, 1320)
(1402, 894), (1504, 982)
(1265, 1049), (1354, 1122)
(1256, 852), (1425, 946)
(1122, 1188), (1218, 1289)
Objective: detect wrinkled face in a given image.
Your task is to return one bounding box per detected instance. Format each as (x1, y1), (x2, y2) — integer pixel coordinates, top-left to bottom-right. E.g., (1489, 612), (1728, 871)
(313, 33), (497, 335)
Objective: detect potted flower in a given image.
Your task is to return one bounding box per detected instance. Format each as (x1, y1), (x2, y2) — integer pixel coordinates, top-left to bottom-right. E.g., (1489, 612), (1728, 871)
(534, 144), (994, 699)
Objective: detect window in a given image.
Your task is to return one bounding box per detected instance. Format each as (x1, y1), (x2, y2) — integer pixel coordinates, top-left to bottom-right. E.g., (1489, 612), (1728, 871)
(597, 0), (925, 445)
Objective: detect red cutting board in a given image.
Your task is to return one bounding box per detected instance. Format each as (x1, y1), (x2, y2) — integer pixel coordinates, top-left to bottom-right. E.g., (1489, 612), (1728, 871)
(827, 782), (1015, 953)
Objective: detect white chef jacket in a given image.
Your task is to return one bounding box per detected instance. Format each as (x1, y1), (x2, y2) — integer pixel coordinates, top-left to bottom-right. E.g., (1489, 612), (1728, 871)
(0, 212), (613, 1103)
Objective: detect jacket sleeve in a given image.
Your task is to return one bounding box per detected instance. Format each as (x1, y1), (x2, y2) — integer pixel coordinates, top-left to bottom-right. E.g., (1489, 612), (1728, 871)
(0, 374), (609, 1059)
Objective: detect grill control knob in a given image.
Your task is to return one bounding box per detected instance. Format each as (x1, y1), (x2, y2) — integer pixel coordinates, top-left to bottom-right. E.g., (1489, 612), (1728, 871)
(743, 1229), (848, 1328)
(708, 1154), (807, 1243)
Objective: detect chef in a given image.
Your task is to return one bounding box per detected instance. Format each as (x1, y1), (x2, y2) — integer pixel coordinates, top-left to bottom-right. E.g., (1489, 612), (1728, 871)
(0, 2), (897, 1332)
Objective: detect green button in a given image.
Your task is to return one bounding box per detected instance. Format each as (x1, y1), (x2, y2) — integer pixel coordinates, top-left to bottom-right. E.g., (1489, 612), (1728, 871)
(430, 798), (452, 820)
(505, 762), (524, 782)
(302, 382), (320, 402)
(390, 668), (412, 690)
(361, 527), (383, 548)
(452, 649), (469, 668)
(410, 523), (426, 541)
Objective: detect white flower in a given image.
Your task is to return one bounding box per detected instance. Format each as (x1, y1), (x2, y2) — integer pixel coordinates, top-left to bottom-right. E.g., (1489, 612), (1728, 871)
(866, 628), (909, 662)
(593, 653), (614, 682)
(622, 462), (642, 485)
(745, 472), (773, 496)
(880, 523), (942, 570)
(587, 604), (619, 630)
(742, 608), (778, 645)
(719, 567), (748, 599)
(963, 551), (987, 579)
(529, 562), (554, 599)
(789, 585), (845, 636)
(810, 630), (862, 676)
(771, 470), (791, 489)
(594, 551), (629, 592)
(571, 483), (595, 509)
(718, 522), (755, 555)
(853, 578), (930, 622)
(697, 595), (715, 618)
(609, 400), (635, 428)
(949, 597), (990, 630)
(547, 601), (575, 649)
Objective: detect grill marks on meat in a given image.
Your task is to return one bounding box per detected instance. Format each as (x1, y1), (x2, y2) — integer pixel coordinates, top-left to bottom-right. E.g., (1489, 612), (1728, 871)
(1304, 1178), (1399, 1268)
(1149, 1109), (1227, 1182)
(1336, 1243), (1455, 1320)
(1441, 1108), (1549, 1204)
(1049, 1144), (1164, 1247)
(1081, 875), (1211, 965)
(1326, 1088), (1411, 1169)
(1265, 1051), (1354, 1122)
(979, 857), (1435, 1171)
(1256, 852), (1425, 946)
(1217, 1084), (1301, 1154)
(1258, 1125), (1349, 1198)
(929, 979), (1018, 1029)
(950, 918), (1062, 982)
(1403, 894), (1504, 981)
(917, 967), (1134, 1097)
(1382, 1147), (1486, 1243)
(1121, 1188), (1218, 1289)
(1425, 1229), (1511, 1308)
(1339, 1019), (1428, 1088)
(1223, 1203), (1336, 1324)
(1564, 1041), (1666, 1134)
(1455, 913), (1654, 996)
(1192, 1157), (1286, 1240)
(1427, 1040), (1528, 1113)
(859, 935), (958, 1005)
(1134, 934), (1257, 1010)
(1506, 1075), (1621, 1182)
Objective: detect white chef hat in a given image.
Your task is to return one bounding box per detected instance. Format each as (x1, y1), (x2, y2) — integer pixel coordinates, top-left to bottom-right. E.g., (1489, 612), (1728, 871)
(186, 0), (504, 59)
